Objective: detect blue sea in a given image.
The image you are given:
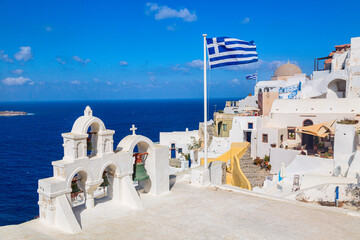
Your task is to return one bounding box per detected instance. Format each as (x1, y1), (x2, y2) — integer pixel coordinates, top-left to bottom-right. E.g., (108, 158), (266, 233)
(0, 98), (235, 226)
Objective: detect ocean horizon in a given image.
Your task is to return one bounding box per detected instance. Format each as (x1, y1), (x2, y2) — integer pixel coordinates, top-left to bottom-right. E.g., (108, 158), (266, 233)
(0, 98), (240, 226)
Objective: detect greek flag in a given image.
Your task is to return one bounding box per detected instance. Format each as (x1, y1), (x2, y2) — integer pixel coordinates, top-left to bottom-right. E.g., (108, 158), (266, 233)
(206, 37), (258, 69)
(246, 72), (257, 81)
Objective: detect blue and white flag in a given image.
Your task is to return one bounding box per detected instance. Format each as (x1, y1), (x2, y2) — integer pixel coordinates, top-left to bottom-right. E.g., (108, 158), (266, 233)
(206, 37), (258, 69)
(246, 72), (257, 81)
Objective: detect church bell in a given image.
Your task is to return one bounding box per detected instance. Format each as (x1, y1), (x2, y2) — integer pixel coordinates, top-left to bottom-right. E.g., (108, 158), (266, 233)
(87, 138), (93, 152)
(71, 180), (81, 193)
(100, 173), (110, 187)
(133, 163), (150, 181)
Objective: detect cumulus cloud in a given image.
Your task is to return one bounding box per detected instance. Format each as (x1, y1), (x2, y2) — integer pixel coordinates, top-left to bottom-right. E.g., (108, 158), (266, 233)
(56, 57), (66, 65)
(241, 17), (250, 24)
(2, 76), (32, 86)
(146, 3), (197, 22)
(70, 80), (81, 85)
(14, 46), (33, 62)
(119, 61), (128, 66)
(0, 50), (13, 62)
(171, 64), (188, 72)
(186, 59), (205, 70)
(72, 56), (90, 65)
(45, 26), (53, 32)
(10, 69), (24, 75)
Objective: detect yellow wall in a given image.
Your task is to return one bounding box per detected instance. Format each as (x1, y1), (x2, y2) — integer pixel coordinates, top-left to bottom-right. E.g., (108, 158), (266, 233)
(200, 142), (251, 190)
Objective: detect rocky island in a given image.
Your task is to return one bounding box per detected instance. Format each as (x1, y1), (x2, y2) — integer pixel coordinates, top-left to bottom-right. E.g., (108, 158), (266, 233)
(0, 111), (27, 116)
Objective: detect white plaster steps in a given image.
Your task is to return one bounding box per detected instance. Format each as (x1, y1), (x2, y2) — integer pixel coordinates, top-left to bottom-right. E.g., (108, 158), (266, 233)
(239, 148), (272, 188)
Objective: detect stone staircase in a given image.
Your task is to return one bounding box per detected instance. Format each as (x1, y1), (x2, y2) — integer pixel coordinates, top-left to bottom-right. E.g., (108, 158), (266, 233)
(239, 147), (273, 188)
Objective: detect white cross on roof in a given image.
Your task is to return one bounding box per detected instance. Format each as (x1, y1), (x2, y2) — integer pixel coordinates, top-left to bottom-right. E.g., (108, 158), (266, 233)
(130, 124), (137, 135)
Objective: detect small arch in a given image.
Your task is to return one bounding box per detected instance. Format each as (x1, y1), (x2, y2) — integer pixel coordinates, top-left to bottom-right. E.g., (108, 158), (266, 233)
(117, 135), (155, 194)
(67, 167), (93, 189)
(327, 79), (346, 99)
(86, 123), (100, 156)
(95, 164), (118, 201)
(71, 116), (106, 134)
(76, 142), (84, 159)
(97, 162), (120, 180)
(68, 170), (88, 208)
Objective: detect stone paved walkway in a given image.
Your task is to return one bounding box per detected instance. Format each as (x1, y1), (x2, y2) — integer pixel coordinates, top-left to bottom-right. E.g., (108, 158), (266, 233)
(0, 179), (360, 240)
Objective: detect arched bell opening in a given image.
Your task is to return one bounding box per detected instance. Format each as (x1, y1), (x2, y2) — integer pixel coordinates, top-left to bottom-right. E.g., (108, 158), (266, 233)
(69, 171), (87, 208)
(86, 122), (100, 157)
(94, 164), (116, 203)
(132, 141), (152, 194)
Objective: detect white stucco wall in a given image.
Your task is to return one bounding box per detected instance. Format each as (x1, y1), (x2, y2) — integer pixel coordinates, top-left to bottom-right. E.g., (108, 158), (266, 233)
(159, 129), (199, 159)
(268, 98), (360, 128)
(334, 123), (356, 175)
(269, 148), (301, 174)
(285, 155), (334, 177)
(229, 116), (261, 144)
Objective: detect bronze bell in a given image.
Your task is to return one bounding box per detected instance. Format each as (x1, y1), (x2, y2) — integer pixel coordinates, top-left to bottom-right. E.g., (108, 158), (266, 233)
(133, 162), (150, 181)
(71, 180), (81, 193)
(87, 139), (93, 152)
(100, 173), (110, 187)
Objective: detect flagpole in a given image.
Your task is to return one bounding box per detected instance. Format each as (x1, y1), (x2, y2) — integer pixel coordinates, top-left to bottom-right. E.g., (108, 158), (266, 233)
(203, 33), (208, 169)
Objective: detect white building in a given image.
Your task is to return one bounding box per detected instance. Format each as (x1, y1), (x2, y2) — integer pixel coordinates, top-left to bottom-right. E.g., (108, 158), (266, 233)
(37, 107), (169, 234)
(159, 128), (199, 159)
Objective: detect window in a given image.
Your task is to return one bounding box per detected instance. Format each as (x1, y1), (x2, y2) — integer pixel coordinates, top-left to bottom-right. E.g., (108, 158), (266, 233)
(248, 122), (253, 129)
(171, 143), (175, 149)
(288, 128), (296, 140)
(178, 148), (183, 153)
(262, 134), (268, 143)
(223, 124), (227, 131)
(280, 134), (284, 142)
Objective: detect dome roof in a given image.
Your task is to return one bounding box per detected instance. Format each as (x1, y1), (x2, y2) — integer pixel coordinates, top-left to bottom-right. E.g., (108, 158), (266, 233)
(273, 62), (302, 77)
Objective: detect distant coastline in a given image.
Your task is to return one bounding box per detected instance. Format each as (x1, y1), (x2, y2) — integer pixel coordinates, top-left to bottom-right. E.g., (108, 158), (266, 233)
(0, 111), (27, 117)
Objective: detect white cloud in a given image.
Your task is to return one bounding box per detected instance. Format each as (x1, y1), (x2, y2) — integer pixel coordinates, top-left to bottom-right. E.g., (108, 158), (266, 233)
(106, 81), (112, 86)
(2, 76), (31, 86)
(171, 64), (188, 72)
(94, 78), (99, 83)
(146, 3), (197, 22)
(10, 69), (24, 75)
(241, 17), (250, 24)
(186, 59), (205, 70)
(0, 50), (13, 62)
(70, 80), (81, 85)
(56, 57), (66, 65)
(229, 78), (241, 85)
(14, 46), (33, 62)
(119, 61), (128, 66)
(72, 56), (90, 65)
(45, 26), (53, 32)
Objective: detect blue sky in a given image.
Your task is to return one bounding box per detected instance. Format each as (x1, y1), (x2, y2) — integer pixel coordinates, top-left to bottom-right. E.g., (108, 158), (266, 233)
(1, 0), (360, 101)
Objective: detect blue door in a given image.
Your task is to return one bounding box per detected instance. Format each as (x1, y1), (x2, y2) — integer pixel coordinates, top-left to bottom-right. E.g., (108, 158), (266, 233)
(171, 149), (176, 158)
